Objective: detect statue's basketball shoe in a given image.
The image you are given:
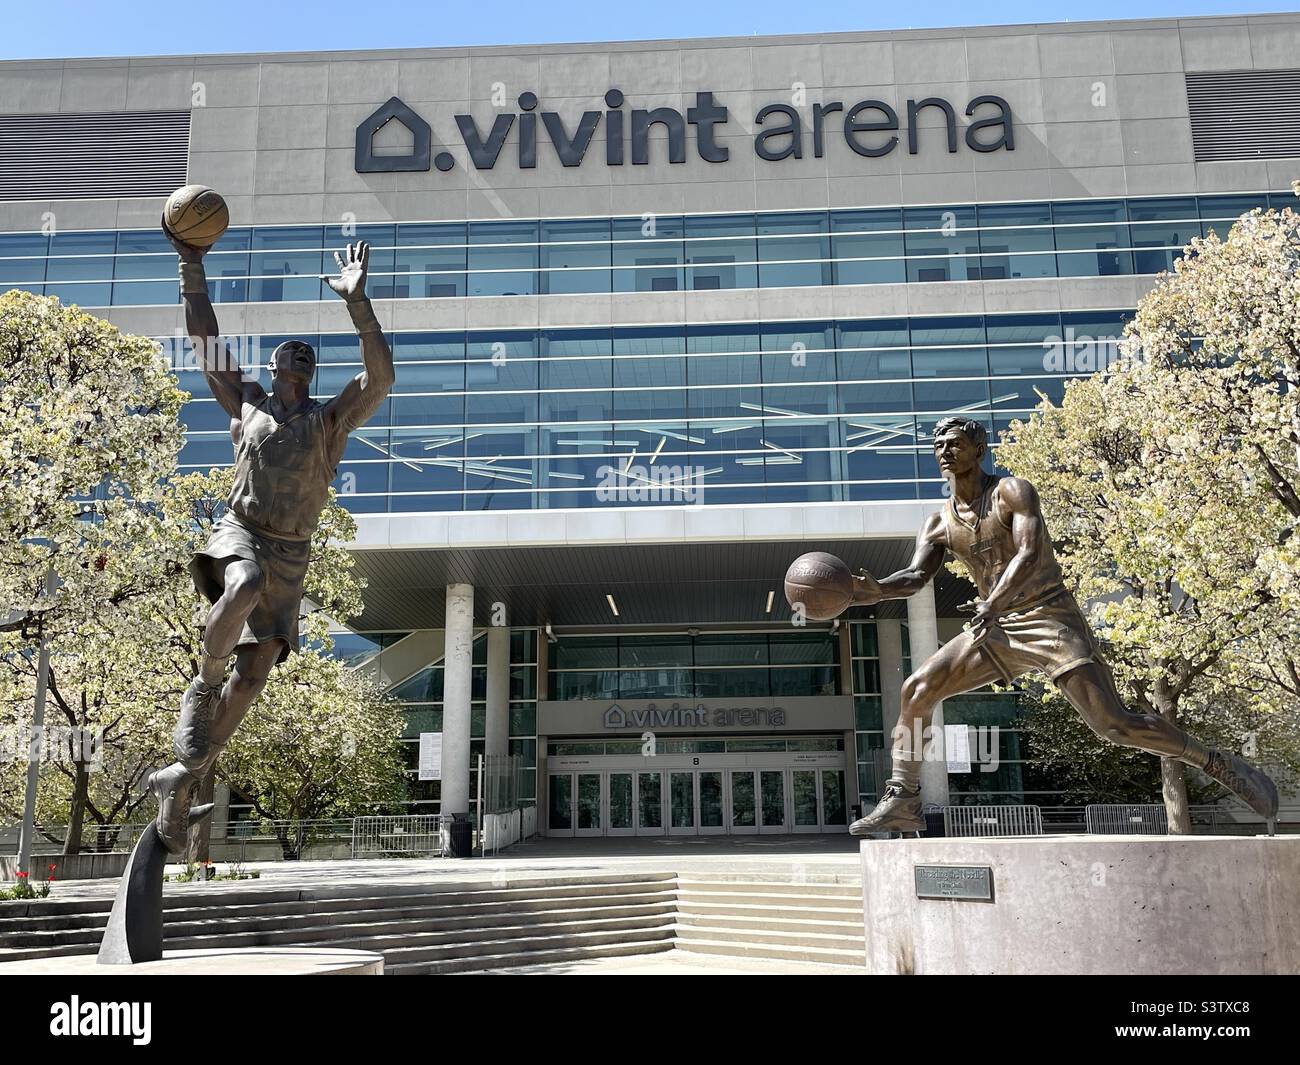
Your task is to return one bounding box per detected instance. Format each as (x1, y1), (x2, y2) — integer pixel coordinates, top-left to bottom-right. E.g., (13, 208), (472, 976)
(1203, 750), (1278, 821)
(145, 763), (212, 855)
(849, 780), (924, 836)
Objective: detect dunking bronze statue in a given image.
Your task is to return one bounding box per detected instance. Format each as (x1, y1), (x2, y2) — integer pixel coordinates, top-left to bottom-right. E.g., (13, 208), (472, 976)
(791, 417), (1278, 836)
(145, 234), (396, 854)
(99, 199), (395, 962)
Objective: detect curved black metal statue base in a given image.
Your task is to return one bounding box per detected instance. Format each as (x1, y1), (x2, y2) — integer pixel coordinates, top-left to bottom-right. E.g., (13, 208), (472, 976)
(96, 824), (168, 965)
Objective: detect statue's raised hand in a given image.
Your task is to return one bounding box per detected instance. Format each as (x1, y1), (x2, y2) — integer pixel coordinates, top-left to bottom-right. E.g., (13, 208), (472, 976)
(162, 215), (207, 263)
(325, 241), (369, 302)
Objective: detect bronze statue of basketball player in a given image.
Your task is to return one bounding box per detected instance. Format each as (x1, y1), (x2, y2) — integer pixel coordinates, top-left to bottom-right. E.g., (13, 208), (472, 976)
(148, 230), (395, 854)
(848, 416), (1278, 835)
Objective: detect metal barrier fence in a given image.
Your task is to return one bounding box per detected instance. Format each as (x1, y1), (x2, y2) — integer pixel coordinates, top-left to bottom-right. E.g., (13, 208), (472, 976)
(350, 815), (443, 859)
(1086, 803), (1169, 835)
(482, 753), (526, 816)
(944, 804), (1044, 837)
(5, 821), (151, 855)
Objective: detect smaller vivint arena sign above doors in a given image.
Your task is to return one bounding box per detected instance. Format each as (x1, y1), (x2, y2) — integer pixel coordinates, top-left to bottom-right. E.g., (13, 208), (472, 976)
(354, 91), (1014, 173)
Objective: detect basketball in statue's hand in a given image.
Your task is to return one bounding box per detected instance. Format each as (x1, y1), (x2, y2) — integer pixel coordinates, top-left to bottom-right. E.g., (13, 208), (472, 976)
(163, 185), (229, 248)
(784, 551), (854, 621)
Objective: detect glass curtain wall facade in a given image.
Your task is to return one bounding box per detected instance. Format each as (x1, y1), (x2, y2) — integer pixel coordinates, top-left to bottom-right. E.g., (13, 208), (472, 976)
(380, 630), (538, 815)
(174, 310), (1134, 512)
(1, 192), (1286, 307)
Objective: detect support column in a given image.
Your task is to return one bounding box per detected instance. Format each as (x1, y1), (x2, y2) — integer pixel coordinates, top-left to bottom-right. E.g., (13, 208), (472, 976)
(442, 583), (474, 817)
(906, 584), (949, 809)
(485, 625), (510, 763)
(876, 618), (906, 799)
(876, 620), (905, 740)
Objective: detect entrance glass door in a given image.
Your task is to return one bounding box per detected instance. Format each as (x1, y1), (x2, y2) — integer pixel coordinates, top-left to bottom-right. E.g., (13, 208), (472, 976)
(790, 768), (849, 831)
(548, 753), (848, 839)
(699, 771), (725, 835)
(548, 774), (573, 836)
(608, 772), (634, 836)
(759, 770), (786, 832)
(636, 771), (665, 835)
(669, 772), (696, 835)
(821, 769), (847, 827)
(792, 769), (820, 833)
(575, 773), (602, 836)
(729, 770), (757, 834)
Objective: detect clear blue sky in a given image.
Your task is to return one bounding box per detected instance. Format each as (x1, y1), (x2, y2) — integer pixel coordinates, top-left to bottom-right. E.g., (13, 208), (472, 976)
(0, 1), (1289, 60)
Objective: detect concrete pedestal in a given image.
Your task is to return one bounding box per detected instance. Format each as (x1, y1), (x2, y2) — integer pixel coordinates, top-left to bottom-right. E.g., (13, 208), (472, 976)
(0, 947), (383, 975)
(861, 834), (1300, 975)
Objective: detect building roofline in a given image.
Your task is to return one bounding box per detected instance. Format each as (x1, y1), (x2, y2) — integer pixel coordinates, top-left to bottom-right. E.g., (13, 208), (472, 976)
(2, 10), (1299, 67)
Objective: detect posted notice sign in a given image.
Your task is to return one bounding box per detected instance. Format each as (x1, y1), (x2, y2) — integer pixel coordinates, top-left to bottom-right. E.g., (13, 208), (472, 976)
(418, 732), (443, 781)
(944, 723), (971, 773)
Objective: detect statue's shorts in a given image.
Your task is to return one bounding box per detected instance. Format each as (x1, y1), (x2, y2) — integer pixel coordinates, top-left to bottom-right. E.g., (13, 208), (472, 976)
(975, 589), (1103, 684)
(189, 511), (310, 665)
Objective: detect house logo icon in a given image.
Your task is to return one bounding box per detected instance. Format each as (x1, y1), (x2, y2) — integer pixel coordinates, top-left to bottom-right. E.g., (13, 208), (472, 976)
(355, 96), (452, 174)
(602, 704), (627, 729)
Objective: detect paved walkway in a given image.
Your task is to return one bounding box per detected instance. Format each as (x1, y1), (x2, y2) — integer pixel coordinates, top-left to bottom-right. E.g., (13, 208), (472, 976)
(480, 950), (865, 976)
(20, 834), (863, 902)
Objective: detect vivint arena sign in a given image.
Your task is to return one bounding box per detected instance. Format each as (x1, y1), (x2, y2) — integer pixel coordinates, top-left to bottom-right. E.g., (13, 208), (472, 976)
(354, 90), (1014, 173)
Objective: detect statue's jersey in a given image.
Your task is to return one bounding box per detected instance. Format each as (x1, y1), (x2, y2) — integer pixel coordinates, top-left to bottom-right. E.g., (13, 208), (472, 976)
(940, 475), (1067, 611)
(227, 395), (345, 540)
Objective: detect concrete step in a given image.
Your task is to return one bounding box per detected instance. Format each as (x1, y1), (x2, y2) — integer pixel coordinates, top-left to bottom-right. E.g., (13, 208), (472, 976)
(676, 911), (863, 938)
(0, 877), (676, 940)
(1, 894), (679, 951)
(1, 870), (869, 973)
(676, 936), (864, 968)
(0, 871), (677, 926)
(676, 889), (861, 909)
(676, 923), (862, 951)
(124, 909), (674, 961)
(382, 924), (678, 972)
(677, 898), (862, 918)
(0, 905), (676, 964)
(659, 950), (868, 975)
(676, 879), (862, 895)
(394, 937), (677, 975)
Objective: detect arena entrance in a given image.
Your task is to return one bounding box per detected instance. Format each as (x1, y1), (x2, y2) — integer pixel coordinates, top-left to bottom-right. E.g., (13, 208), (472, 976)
(546, 743), (848, 837)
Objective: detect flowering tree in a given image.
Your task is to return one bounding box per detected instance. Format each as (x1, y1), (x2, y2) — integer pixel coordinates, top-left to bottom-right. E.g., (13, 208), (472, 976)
(0, 290), (184, 640)
(993, 191), (1300, 829)
(0, 464), (392, 854)
(0, 289), (403, 856)
(218, 656), (406, 860)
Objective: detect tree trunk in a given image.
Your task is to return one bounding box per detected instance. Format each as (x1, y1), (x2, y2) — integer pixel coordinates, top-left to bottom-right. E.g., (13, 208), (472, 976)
(185, 768), (216, 865)
(1161, 757), (1191, 834)
(63, 759), (89, 855)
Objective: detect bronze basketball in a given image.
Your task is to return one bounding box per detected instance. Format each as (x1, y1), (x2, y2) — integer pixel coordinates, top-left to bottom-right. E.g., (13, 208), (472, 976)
(163, 185), (229, 247)
(784, 551), (854, 621)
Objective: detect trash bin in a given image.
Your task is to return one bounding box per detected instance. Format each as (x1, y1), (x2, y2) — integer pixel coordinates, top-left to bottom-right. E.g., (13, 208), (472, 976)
(447, 817), (473, 858)
(923, 807), (946, 838)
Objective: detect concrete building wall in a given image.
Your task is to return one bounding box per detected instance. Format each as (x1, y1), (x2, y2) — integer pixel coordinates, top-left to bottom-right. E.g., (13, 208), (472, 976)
(2, 13), (1297, 235)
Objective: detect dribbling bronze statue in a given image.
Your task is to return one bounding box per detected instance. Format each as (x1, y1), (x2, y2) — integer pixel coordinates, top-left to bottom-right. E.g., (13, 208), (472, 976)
(785, 416), (1278, 836)
(97, 187), (395, 963)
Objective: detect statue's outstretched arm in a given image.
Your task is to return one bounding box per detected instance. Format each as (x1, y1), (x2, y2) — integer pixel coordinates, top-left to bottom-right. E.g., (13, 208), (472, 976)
(323, 241), (395, 431)
(166, 224), (260, 420)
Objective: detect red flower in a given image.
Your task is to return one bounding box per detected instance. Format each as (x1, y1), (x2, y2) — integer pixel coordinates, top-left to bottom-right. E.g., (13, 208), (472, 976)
(16, 871), (28, 878)
(47, 864), (56, 872)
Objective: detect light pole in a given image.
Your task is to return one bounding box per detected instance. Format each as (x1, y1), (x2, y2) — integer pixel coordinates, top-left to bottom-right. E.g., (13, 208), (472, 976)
(16, 568), (57, 879)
